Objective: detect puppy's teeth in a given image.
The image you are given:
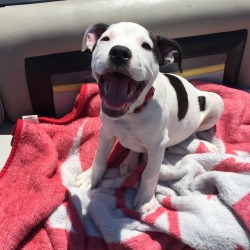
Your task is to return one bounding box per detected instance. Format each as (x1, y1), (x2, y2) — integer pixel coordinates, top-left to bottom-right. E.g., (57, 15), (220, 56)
(104, 101), (125, 111)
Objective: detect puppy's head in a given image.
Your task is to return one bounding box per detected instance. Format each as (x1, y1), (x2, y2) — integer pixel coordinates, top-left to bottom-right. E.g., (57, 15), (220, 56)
(82, 22), (182, 118)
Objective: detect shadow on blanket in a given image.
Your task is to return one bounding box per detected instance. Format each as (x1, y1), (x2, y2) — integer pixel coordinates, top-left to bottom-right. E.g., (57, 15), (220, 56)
(0, 81), (250, 250)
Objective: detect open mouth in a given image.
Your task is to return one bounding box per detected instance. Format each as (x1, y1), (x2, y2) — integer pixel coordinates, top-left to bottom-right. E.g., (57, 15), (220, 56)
(97, 72), (147, 118)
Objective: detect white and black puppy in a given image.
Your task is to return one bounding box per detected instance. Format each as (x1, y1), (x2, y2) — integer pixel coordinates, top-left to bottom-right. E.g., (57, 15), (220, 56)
(76, 22), (224, 212)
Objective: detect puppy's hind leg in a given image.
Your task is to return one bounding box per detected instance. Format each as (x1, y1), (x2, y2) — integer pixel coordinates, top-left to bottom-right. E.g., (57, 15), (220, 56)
(196, 91), (224, 153)
(120, 150), (140, 176)
(197, 91), (224, 132)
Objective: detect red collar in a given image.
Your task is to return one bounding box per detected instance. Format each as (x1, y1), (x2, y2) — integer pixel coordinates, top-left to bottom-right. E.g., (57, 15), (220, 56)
(134, 87), (155, 113)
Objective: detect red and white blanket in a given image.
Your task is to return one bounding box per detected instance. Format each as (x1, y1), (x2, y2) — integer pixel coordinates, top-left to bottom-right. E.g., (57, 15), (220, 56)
(0, 82), (250, 250)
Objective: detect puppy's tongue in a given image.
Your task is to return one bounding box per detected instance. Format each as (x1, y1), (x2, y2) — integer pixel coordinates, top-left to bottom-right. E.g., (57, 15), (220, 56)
(102, 73), (131, 107)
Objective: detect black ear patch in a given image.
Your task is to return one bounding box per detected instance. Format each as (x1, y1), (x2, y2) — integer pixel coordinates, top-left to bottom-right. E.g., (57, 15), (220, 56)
(165, 74), (188, 120)
(86, 23), (109, 52)
(91, 23), (109, 52)
(91, 23), (109, 39)
(149, 33), (163, 66)
(155, 36), (183, 73)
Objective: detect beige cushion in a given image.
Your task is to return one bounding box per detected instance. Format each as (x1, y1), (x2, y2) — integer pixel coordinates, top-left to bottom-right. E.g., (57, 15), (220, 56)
(0, 0), (250, 122)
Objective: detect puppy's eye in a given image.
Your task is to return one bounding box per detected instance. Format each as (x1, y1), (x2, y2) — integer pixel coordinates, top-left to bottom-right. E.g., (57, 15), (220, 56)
(101, 36), (110, 41)
(142, 42), (152, 51)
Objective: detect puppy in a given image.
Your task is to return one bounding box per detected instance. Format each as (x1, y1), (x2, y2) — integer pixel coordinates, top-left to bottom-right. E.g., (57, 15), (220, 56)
(76, 22), (224, 212)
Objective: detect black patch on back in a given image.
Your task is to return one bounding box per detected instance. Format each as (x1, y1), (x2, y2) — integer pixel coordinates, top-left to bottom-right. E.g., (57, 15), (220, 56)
(198, 96), (206, 111)
(165, 74), (188, 121)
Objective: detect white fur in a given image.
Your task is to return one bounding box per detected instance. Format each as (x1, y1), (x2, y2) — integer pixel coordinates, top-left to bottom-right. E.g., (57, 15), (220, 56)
(76, 22), (224, 213)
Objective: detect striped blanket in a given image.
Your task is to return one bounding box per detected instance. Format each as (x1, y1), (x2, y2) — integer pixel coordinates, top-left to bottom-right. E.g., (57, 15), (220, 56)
(0, 82), (249, 249)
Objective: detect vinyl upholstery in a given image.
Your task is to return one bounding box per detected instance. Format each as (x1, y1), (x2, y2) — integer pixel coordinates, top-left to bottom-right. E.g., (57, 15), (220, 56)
(0, 0), (250, 122)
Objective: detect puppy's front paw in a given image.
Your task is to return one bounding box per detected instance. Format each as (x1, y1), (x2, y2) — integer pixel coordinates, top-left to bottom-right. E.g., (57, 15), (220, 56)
(202, 141), (218, 153)
(133, 186), (155, 213)
(133, 191), (155, 213)
(75, 168), (94, 190)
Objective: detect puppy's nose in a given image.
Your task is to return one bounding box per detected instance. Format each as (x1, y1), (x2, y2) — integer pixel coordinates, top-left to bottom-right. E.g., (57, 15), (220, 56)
(109, 45), (132, 66)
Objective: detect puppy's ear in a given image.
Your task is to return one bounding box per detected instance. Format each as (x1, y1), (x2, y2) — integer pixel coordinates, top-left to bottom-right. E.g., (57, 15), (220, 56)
(81, 23), (109, 52)
(156, 36), (182, 73)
